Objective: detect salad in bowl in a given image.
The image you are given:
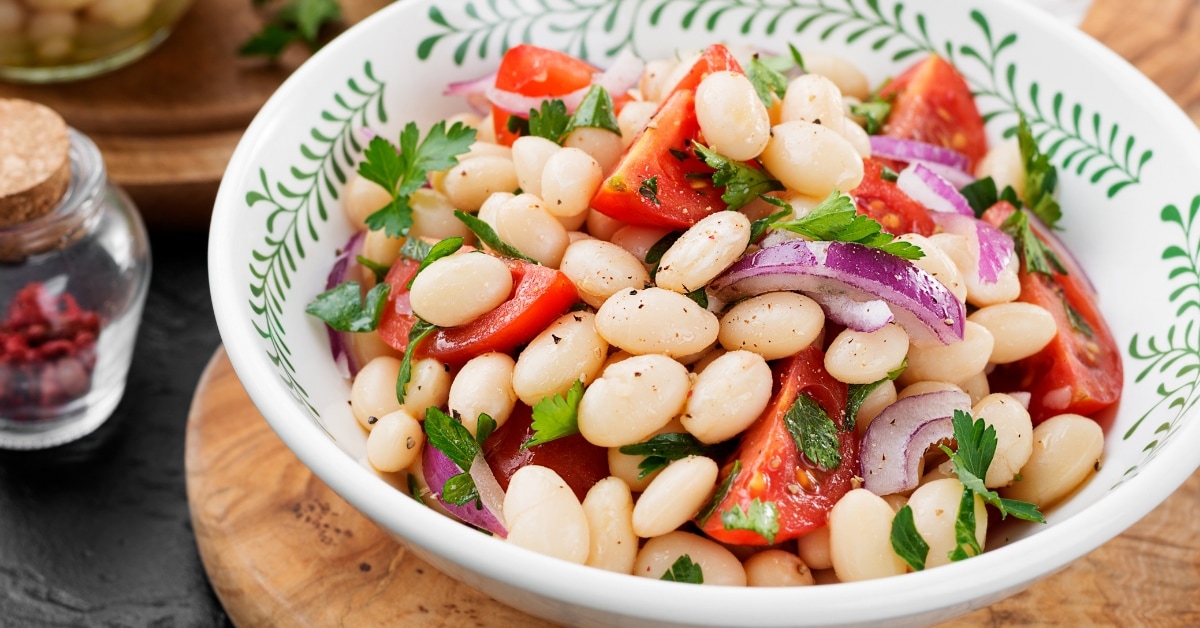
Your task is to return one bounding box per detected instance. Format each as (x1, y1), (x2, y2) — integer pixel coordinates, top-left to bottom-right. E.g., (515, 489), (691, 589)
(209, 0), (1200, 625)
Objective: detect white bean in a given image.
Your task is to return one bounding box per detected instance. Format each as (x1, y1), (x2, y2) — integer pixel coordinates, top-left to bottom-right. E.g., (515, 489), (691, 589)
(897, 380), (963, 400)
(632, 455), (719, 538)
(495, 193), (570, 267)
(350, 356), (402, 430)
(586, 208), (627, 241)
(617, 101), (659, 148)
(639, 59), (678, 103)
(902, 321), (994, 386)
(1001, 414), (1104, 508)
(610, 225), (672, 270)
(595, 287), (719, 357)
(409, 253), (513, 327)
(907, 478), (988, 569)
(512, 311), (609, 406)
(936, 233), (1022, 307)
(342, 174), (392, 229)
(797, 526), (832, 570)
(681, 350), (772, 444)
(577, 354), (691, 447)
(504, 466), (590, 564)
(511, 136), (560, 198)
(443, 155), (519, 212)
(477, 191), (513, 230)
(841, 118), (872, 158)
(976, 138), (1025, 198)
(401, 357), (452, 421)
(824, 323), (909, 385)
(348, 330), (401, 367)
(582, 477), (638, 574)
(359, 229), (404, 270)
(802, 51), (870, 100)
(828, 488), (907, 581)
(559, 239), (651, 309)
(718, 291), (824, 360)
(854, 379), (897, 437)
(655, 211), (752, 294)
(781, 74), (846, 133)
(760, 121), (864, 197)
(968, 302), (1057, 364)
(898, 233), (967, 305)
(409, 188), (476, 242)
(695, 71), (771, 161)
(633, 531), (747, 586)
(959, 369), (991, 406)
(541, 147), (603, 218)
(563, 127), (624, 176)
(448, 352), (517, 434)
(366, 409), (424, 472)
(744, 550), (815, 587)
(973, 393), (1034, 488)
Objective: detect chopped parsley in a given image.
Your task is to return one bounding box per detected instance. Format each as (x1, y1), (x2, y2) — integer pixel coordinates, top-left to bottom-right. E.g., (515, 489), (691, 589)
(524, 99), (571, 142)
(958, 175), (1021, 218)
(395, 319), (437, 405)
(509, 86), (620, 144)
(849, 97), (893, 135)
(453, 210), (539, 263)
(359, 121), (477, 238)
(686, 287), (709, 308)
(890, 505), (930, 571)
(771, 190), (925, 260)
(355, 256), (391, 283)
(948, 485), (984, 561)
(1016, 115), (1062, 229)
(939, 410), (1045, 523)
(696, 460), (740, 526)
(619, 432), (717, 479)
(691, 142), (788, 212)
(660, 555), (704, 584)
(639, 175), (661, 205)
(645, 231), (682, 281)
(566, 86), (621, 136)
(399, 237), (435, 263)
(407, 237), (463, 288)
(424, 407), (493, 508)
(239, 0), (341, 59)
(749, 209), (792, 243)
(305, 281), (390, 332)
(782, 393), (842, 471)
(747, 54), (790, 107)
(721, 498), (781, 544)
(522, 380), (585, 449)
(1001, 209), (1067, 277)
(844, 362), (904, 433)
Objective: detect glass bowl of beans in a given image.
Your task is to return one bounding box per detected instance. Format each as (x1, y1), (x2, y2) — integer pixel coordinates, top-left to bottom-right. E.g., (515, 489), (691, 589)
(209, 0), (1200, 625)
(0, 0), (194, 82)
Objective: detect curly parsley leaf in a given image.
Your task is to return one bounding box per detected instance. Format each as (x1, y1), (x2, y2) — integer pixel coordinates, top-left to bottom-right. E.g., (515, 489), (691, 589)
(749, 209), (792, 243)
(407, 237), (464, 288)
(355, 256), (391, 283)
(1000, 209), (1067, 277)
(396, 319), (437, 405)
(747, 55), (789, 107)
(305, 281), (391, 332)
(660, 555), (704, 584)
(782, 393), (842, 471)
(1016, 115), (1062, 229)
(696, 459), (740, 526)
(639, 175), (661, 205)
(440, 472), (480, 507)
(527, 99), (572, 143)
(686, 287), (709, 308)
(844, 364), (904, 433)
(721, 498), (781, 544)
(849, 99), (893, 135)
(453, 210), (539, 263)
(566, 86), (621, 136)
(362, 121), (477, 238)
(692, 142), (785, 211)
(425, 407), (481, 475)
(771, 190), (925, 260)
(522, 380), (585, 449)
(239, 0), (341, 59)
(619, 433), (717, 479)
(890, 504), (930, 571)
(939, 410), (1046, 524)
(948, 486), (984, 561)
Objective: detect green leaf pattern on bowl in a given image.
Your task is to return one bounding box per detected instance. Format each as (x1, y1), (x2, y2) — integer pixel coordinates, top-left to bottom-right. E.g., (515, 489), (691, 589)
(245, 0), (1195, 489)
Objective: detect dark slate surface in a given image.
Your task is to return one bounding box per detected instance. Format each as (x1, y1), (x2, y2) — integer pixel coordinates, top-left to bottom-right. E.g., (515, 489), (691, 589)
(0, 230), (232, 627)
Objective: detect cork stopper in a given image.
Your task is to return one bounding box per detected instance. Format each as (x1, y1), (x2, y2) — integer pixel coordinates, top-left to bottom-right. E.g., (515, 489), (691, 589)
(0, 99), (71, 228)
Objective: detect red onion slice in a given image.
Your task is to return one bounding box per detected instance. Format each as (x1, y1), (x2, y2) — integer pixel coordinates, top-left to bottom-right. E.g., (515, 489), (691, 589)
(445, 72), (499, 115)
(896, 162), (974, 217)
(325, 232), (366, 378)
(860, 390), (972, 495)
(918, 159), (976, 189)
(487, 84), (592, 116)
(709, 240), (965, 346)
(592, 48), (644, 98)
(485, 50), (642, 117)
(870, 136), (971, 172)
(933, 212), (1015, 285)
(422, 445), (508, 537)
(807, 292), (893, 333)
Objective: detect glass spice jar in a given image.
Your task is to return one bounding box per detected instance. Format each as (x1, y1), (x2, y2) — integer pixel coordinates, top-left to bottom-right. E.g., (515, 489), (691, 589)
(0, 98), (151, 450)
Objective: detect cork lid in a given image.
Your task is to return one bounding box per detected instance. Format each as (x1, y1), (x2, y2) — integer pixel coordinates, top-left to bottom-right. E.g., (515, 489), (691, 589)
(0, 99), (71, 228)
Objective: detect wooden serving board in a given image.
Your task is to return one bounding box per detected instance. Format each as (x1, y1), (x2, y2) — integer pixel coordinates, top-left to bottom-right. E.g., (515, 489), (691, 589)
(0, 0), (389, 229)
(184, 348), (1200, 626)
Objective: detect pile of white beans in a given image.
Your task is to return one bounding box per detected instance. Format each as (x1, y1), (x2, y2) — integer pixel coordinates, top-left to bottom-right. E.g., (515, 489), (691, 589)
(335, 47), (1107, 586)
(0, 0), (189, 65)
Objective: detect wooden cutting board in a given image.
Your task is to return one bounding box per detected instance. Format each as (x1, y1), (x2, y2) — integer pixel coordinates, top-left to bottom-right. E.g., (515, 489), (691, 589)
(185, 348), (1200, 626)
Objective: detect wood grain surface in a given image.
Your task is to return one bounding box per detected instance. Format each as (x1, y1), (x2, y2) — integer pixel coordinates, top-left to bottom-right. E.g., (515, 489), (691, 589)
(185, 349), (1200, 627)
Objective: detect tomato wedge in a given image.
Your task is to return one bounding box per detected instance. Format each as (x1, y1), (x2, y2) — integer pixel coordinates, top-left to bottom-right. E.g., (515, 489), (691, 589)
(850, 157), (936, 236)
(490, 44), (597, 146)
(697, 346), (857, 545)
(878, 55), (988, 170)
(377, 257), (423, 352)
(656, 43), (742, 102)
(416, 258), (579, 366)
(982, 202), (1123, 423)
(482, 403), (610, 502)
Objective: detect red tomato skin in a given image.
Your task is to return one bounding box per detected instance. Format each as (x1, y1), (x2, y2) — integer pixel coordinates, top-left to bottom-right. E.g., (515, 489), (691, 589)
(878, 55), (988, 170)
(377, 257), (423, 352)
(416, 258), (579, 366)
(981, 202), (1123, 423)
(481, 403), (610, 502)
(659, 43), (743, 98)
(697, 347), (857, 545)
(589, 89), (726, 229)
(850, 157), (937, 236)
(490, 44), (598, 147)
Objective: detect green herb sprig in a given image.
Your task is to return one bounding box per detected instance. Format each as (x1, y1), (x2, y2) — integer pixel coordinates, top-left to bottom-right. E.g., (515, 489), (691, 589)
(619, 433), (718, 479)
(522, 380), (585, 449)
(305, 282), (390, 332)
(771, 191), (925, 260)
(691, 142), (787, 212)
(782, 393), (842, 471)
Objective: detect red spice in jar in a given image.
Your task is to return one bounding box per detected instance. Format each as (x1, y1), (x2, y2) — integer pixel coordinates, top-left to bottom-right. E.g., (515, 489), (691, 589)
(0, 281), (101, 419)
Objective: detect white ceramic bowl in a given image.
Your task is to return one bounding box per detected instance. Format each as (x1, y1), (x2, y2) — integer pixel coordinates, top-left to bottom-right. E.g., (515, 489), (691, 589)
(209, 1), (1200, 625)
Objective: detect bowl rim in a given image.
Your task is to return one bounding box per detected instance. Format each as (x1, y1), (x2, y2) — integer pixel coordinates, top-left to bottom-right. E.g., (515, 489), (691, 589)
(209, 0), (1200, 624)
